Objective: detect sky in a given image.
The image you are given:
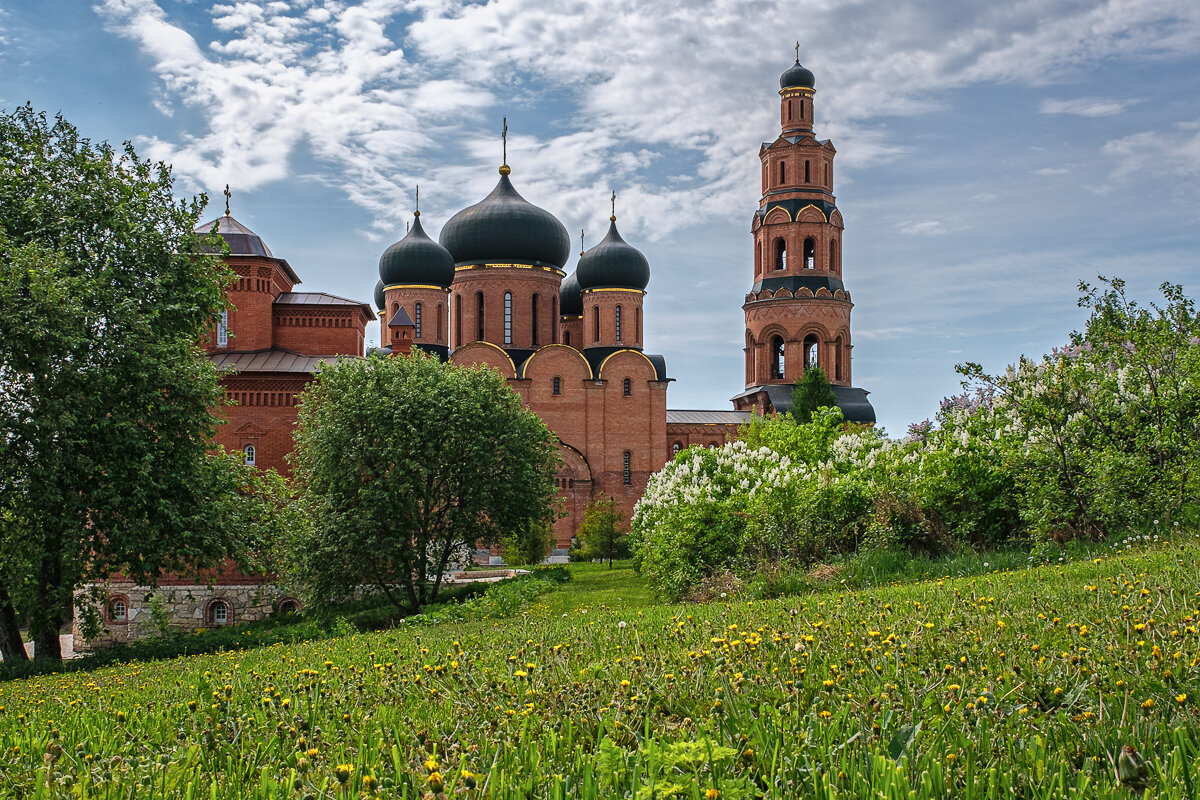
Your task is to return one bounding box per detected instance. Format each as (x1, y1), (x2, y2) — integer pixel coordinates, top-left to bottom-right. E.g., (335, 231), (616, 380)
(2, 0), (1198, 436)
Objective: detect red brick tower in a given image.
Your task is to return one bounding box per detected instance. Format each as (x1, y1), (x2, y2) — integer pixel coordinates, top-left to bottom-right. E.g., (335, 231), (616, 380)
(733, 57), (875, 423)
(577, 197), (649, 352)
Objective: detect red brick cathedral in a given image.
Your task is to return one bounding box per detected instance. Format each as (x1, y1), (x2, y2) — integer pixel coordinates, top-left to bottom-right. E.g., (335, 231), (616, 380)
(204, 57), (874, 557)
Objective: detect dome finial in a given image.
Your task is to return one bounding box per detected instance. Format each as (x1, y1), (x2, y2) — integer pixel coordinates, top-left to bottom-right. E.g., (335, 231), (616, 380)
(795, 40), (800, 63)
(579, 228), (585, 258)
(414, 184), (420, 218)
(610, 189), (617, 222)
(499, 117), (511, 176)
(223, 184), (231, 216)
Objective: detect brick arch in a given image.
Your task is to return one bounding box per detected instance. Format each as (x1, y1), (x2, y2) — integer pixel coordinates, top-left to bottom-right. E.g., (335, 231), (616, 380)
(519, 343), (594, 381)
(448, 340), (517, 378)
(829, 209), (844, 228)
(203, 596), (235, 627)
(795, 205), (828, 224)
(595, 349), (658, 383)
(763, 207), (791, 226)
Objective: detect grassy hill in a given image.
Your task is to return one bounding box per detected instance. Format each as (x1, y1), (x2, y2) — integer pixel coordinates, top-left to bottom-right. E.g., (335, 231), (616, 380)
(1, 548), (1198, 798)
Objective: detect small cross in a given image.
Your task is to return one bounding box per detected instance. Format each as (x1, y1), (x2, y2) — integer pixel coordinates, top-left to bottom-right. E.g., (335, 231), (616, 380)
(415, 184), (420, 216)
(223, 184), (231, 216)
(795, 41), (800, 62)
(579, 228), (585, 256)
(502, 117), (508, 166)
(610, 190), (616, 219)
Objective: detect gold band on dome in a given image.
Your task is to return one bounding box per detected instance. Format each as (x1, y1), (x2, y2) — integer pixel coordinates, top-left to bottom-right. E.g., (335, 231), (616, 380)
(779, 88), (815, 97)
(383, 284), (450, 292)
(583, 287), (646, 295)
(454, 264), (567, 276)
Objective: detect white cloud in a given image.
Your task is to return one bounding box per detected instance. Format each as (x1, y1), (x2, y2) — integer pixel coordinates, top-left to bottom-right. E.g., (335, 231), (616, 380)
(897, 219), (948, 236)
(1034, 167), (1070, 175)
(1102, 120), (1200, 183)
(1040, 97), (1130, 117)
(94, 0), (1200, 239)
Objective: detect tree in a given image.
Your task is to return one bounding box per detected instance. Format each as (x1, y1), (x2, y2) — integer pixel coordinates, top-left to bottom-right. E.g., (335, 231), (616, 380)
(500, 521), (557, 567)
(574, 496), (630, 568)
(0, 106), (265, 661)
(791, 365), (839, 423)
(289, 352), (560, 614)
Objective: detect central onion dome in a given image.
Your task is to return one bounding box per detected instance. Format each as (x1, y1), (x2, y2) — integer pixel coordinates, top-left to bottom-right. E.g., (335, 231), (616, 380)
(378, 214), (454, 289)
(780, 59), (815, 90)
(559, 271), (583, 316)
(575, 219), (650, 291)
(439, 173), (571, 268)
(195, 214), (274, 257)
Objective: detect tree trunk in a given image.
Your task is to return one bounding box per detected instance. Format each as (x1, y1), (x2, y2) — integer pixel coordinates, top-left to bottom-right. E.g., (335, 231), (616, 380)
(31, 548), (64, 662)
(0, 584), (28, 663)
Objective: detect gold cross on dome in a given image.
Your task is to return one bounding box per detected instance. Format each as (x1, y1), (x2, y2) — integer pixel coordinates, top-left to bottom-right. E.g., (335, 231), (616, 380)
(414, 184), (420, 217)
(580, 228), (585, 257)
(610, 190), (616, 222)
(795, 41), (800, 62)
(502, 117), (508, 166)
(223, 184), (231, 216)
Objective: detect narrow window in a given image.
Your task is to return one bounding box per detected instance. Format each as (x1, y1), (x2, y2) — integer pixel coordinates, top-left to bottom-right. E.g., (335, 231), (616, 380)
(564, 330), (571, 346)
(800, 99), (804, 118)
(476, 292), (485, 342)
(455, 294), (462, 348)
(771, 335), (785, 379)
(593, 305), (600, 342)
(623, 451), (631, 485)
(110, 599), (127, 622)
(553, 376), (561, 395)
(804, 237), (815, 269)
(217, 310), (228, 346)
(437, 303), (444, 340)
(623, 377), (631, 396)
(804, 334), (819, 368)
(532, 293), (539, 346)
(805, 160), (810, 183)
(415, 302), (422, 339)
(243, 444), (256, 466)
(775, 238), (787, 270)
(672, 442), (681, 456)
(834, 336), (843, 381)
(615, 305), (622, 342)
(830, 239), (838, 272)
(787, 100), (793, 121)
(779, 161), (786, 184)
(503, 291), (512, 345)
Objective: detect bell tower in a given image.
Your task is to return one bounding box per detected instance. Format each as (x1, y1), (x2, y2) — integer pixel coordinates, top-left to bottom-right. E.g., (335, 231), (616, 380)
(733, 55), (875, 424)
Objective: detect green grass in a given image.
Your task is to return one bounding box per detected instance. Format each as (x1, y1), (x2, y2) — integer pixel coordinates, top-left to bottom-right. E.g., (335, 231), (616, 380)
(1, 544), (1198, 798)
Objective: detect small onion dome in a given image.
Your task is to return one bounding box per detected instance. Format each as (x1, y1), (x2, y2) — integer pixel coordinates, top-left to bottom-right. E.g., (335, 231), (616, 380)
(195, 214), (274, 257)
(439, 174), (571, 268)
(780, 59), (815, 90)
(373, 279), (385, 311)
(378, 214), (454, 289)
(559, 271), (583, 316)
(575, 219), (650, 291)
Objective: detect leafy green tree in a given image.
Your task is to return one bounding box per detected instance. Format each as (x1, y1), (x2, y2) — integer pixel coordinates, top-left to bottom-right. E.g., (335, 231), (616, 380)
(289, 352), (560, 614)
(574, 496), (630, 568)
(0, 105), (279, 661)
(791, 365), (839, 423)
(500, 521), (556, 567)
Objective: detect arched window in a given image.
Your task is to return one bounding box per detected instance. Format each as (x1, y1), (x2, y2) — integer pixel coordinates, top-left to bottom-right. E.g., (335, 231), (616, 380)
(553, 376), (561, 395)
(774, 238), (787, 270)
(593, 305), (600, 342)
(216, 310), (228, 347)
(564, 330), (571, 346)
(672, 442), (682, 456)
(830, 239), (838, 272)
(805, 160), (810, 183)
(804, 334), (819, 368)
(531, 293), (539, 346)
(208, 599), (232, 627)
(803, 238), (815, 269)
(476, 292), (485, 342)
(437, 303), (444, 340)
(770, 335), (785, 379)
(108, 597), (128, 623)
(277, 598), (300, 615)
(415, 302), (422, 339)
(779, 161), (786, 184)
(623, 451), (631, 485)
(800, 99), (804, 117)
(242, 444), (256, 466)
(615, 305), (622, 342)
(454, 294), (462, 348)
(834, 336), (843, 381)
(503, 292), (512, 345)
(623, 377), (631, 396)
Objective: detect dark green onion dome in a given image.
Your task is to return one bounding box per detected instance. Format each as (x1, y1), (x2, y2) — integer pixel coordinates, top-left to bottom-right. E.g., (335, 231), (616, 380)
(438, 174), (571, 268)
(378, 214), (455, 288)
(575, 219), (650, 291)
(373, 279), (385, 310)
(780, 59), (815, 90)
(559, 271), (583, 316)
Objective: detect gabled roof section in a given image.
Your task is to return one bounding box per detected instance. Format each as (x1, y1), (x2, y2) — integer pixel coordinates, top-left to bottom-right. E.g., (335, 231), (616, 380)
(277, 292), (370, 307)
(388, 307), (415, 327)
(666, 409), (751, 425)
(209, 348), (348, 374)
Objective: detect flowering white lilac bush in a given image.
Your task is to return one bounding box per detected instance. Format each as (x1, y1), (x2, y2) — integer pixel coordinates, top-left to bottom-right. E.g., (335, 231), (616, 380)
(631, 278), (1199, 600)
